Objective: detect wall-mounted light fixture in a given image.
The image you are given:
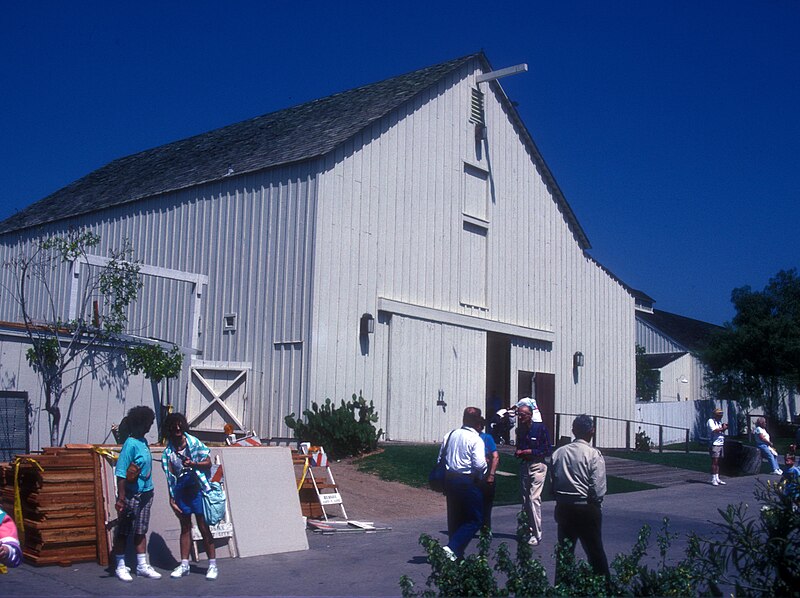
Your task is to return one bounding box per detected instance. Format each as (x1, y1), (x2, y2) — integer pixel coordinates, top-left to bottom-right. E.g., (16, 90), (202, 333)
(677, 376), (688, 384)
(573, 351), (584, 368)
(360, 313), (375, 336)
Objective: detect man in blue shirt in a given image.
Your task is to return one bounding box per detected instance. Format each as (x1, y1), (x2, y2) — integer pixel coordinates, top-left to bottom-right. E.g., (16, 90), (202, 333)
(515, 400), (552, 546)
(112, 406), (161, 582)
(477, 418), (500, 532)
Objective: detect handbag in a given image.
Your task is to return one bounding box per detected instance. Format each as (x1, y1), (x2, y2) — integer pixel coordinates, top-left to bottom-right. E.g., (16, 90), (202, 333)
(202, 482), (227, 526)
(428, 431), (453, 493)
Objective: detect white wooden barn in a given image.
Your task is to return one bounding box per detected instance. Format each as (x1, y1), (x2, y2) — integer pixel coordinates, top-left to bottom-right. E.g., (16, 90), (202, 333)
(0, 52), (637, 450)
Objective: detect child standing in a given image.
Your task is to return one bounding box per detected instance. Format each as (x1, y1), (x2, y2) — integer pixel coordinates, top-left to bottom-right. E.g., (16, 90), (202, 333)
(112, 405), (161, 582)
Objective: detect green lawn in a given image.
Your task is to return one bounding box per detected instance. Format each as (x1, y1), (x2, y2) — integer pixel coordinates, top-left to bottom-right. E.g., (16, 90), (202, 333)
(356, 444), (656, 505)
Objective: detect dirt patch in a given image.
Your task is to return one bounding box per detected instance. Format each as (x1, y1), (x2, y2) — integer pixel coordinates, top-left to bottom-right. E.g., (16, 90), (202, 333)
(321, 456), (446, 523)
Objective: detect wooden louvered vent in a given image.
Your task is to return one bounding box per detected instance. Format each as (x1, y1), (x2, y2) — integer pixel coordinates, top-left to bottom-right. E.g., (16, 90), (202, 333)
(469, 88), (485, 125)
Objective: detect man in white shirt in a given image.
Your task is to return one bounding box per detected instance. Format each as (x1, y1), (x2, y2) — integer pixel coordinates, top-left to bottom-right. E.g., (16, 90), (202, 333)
(438, 406), (487, 560)
(707, 408), (728, 486)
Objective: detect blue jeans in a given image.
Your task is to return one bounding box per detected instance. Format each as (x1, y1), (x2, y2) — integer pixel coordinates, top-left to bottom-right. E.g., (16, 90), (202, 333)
(444, 474), (483, 558)
(757, 444), (780, 471)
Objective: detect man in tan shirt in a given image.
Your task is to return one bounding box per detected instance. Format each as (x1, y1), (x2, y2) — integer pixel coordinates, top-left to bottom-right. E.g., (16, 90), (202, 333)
(550, 414), (609, 579)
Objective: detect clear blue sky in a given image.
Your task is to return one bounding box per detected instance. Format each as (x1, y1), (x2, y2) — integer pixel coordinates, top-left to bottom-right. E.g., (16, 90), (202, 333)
(3, 1), (798, 326)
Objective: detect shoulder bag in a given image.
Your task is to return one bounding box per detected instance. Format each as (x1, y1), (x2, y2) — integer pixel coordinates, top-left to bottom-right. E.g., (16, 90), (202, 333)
(428, 431), (453, 493)
(202, 482), (227, 526)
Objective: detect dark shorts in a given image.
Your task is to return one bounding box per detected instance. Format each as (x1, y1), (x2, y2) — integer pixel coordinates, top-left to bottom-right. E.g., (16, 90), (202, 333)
(117, 490), (153, 537)
(174, 474), (204, 515)
(710, 444), (724, 459)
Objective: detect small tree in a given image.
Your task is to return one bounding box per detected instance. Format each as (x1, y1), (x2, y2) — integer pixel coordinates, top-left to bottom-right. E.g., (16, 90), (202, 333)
(636, 344), (660, 402)
(2, 229), (177, 446)
(126, 342), (184, 407)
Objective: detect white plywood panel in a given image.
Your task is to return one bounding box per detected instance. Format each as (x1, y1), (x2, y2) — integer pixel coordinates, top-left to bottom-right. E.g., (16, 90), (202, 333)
(219, 446), (308, 557)
(98, 446), (304, 567)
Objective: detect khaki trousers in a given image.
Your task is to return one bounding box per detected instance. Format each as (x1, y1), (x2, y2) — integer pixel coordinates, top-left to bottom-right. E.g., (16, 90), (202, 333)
(520, 461), (547, 539)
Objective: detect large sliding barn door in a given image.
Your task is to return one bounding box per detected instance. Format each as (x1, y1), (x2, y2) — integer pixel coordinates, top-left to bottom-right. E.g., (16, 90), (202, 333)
(186, 361), (251, 433)
(387, 315), (485, 442)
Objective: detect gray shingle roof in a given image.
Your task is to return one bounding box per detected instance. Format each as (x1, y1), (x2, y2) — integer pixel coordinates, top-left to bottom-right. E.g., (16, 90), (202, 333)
(644, 351), (686, 369)
(1, 54), (478, 235)
(0, 52), (590, 249)
(637, 308), (723, 353)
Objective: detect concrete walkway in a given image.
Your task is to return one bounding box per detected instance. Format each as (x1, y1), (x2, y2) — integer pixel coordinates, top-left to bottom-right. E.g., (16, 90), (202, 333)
(604, 454), (709, 486)
(2, 465), (773, 597)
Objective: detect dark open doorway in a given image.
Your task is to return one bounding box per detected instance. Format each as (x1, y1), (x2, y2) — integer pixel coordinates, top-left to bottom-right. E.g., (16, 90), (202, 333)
(485, 333), (511, 416)
(517, 370), (555, 438)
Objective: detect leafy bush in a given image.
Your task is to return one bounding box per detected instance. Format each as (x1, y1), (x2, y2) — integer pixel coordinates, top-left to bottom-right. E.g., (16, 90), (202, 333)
(399, 529), (598, 597)
(688, 477), (800, 596)
(284, 392), (383, 459)
(126, 343), (183, 383)
(401, 475), (800, 597)
(635, 428), (652, 452)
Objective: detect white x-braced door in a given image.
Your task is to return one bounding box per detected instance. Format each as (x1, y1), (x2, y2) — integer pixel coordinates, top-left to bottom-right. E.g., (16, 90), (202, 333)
(187, 361), (251, 433)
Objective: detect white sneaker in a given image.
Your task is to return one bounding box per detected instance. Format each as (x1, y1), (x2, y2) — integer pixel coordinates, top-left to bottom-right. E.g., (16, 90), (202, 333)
(711, 479), (719, 486)
(115, 566), (133, 582)
(136, 564), (162, 579)
(171, 563), (190, 578)
(717, 478), (726, 485)
(206, 564), (218, 580)
(773, 469), (783, 475)
(442, 546), (457, 561)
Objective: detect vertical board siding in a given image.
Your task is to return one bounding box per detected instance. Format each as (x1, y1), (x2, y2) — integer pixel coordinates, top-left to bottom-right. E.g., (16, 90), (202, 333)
(0, 331), (156, 452)
(386, 315), (485, 441)
(310, 58), (635, 444)
(637, 319), (683, 353)
(0, 162), (318, 442)
(636, 317), (712, 405)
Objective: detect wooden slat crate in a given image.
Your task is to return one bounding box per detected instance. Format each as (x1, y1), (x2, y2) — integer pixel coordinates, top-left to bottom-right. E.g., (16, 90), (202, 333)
(0, 447), (109, 567)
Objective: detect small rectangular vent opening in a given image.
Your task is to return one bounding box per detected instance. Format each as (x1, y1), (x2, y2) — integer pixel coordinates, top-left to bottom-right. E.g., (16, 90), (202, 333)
(469, 88), (485, 125)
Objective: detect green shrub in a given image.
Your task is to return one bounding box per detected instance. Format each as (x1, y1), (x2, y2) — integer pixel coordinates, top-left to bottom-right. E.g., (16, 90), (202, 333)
(687, 478), (800, 596)
(400, 515), (703, 597)
(401, 474), (800, 597)
(284, 392), (383, 459)
(635, 428), (652, 452)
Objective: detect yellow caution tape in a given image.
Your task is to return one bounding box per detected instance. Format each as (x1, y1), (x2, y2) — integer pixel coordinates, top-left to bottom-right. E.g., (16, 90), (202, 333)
(297, 457), (310, 491)
(13, 457), (44, 548)
(92, 446), (119, 463)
